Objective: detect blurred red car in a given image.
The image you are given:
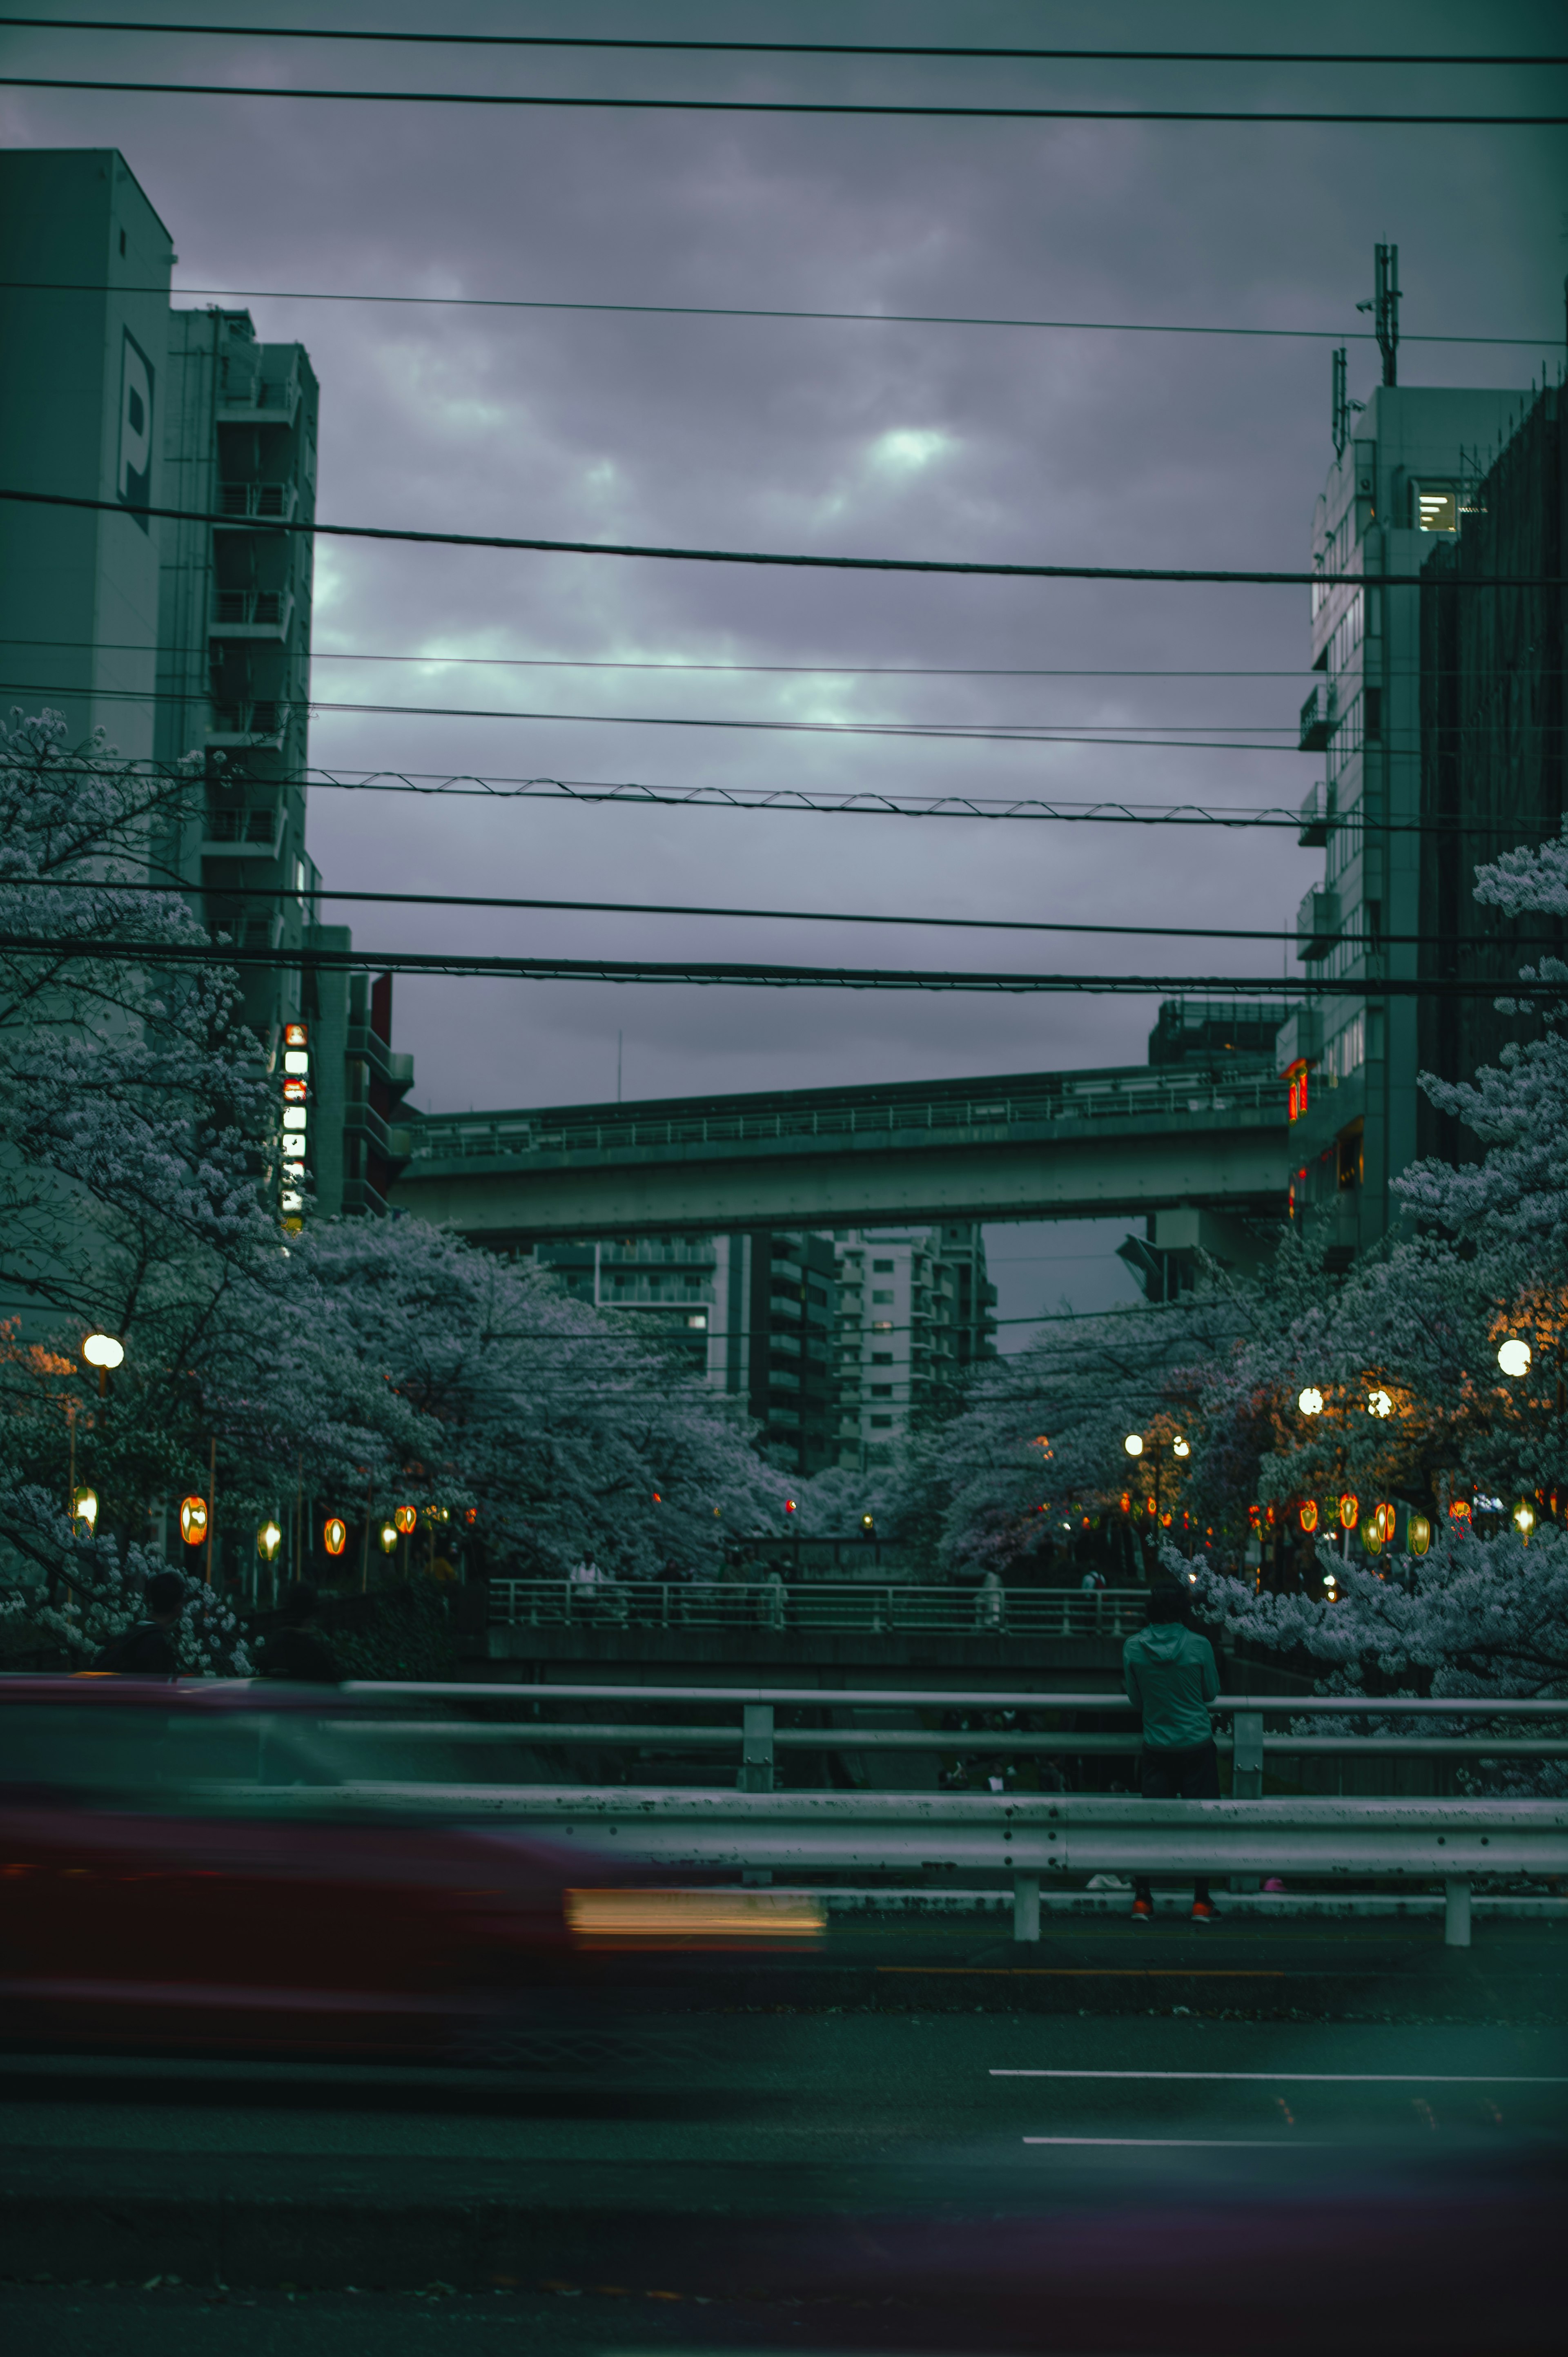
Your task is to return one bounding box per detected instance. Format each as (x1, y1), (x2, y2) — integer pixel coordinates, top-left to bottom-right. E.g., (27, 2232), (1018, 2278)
(0, 1675), (613, 2058)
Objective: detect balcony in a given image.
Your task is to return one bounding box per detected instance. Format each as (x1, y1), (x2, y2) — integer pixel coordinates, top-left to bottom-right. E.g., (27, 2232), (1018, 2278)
(208, 702), (287, 747)
(345, 1023), (414, 1093)
(1296, 887), (1341, 963)
(1297, 781), (1334, 847)
(211, 586), (295, 640)
(218, 480), (300, 526)
(201, 805), (284, 858)
(1298, 687), (1334, 752)
(217, 366), (302, 426)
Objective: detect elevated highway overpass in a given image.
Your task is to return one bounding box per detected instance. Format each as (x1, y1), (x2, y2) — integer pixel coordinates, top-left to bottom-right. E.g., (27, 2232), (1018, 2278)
(391, 1061), (1289, 1245)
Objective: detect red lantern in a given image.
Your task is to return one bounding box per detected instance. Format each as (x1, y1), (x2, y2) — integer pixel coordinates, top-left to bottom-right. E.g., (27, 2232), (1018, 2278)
(323, 1516), (347, 1556)
(178, 1495), (208, 1546)
(393, 1504), (417, 1535)
(1299, 1501), (1319, 1533)
(1339, 1494), (1359, 1531)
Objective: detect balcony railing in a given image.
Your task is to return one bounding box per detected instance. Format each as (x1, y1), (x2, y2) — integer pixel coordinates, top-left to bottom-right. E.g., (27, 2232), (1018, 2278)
(208, 702), (286, 745)
(218, 481), (299, 524)
(212, 586), (294, 638)
(1298, 687), (1334, 751)
(1297, 780), (1334, 847)
(217, 368), (302, 424)
(1296, 887), (1341, 963)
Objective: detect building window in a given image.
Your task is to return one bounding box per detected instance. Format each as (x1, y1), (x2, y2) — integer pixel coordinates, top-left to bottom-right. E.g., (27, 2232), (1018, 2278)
(871, 1384), (893, 1398)
(1414, 485), (1459, 533)
(871, 1414), (894, 1428)
(872, 1259), (894, 1272)
(871, 1350), (893, 1365)
(871, 1289), (893, 1304)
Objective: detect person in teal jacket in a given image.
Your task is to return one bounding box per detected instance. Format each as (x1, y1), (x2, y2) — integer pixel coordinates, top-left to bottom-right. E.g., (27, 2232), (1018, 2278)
(1122, 1584), (1221, 1922)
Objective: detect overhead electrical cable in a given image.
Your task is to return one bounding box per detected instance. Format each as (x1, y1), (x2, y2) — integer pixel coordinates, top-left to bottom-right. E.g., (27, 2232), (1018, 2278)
(18, 874), (1554, 951)
(2, 488), (1557, 589)
(6, 22), (1561, 64)
(0, 937), (1552, 998)
(0, 680), (1339, 750)
(0, 637), (1331, 678)
(4, 76), (1563, 124)
(0, 280), (1552, 348)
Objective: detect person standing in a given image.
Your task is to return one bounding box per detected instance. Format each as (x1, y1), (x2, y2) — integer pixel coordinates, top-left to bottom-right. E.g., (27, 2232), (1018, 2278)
(1122, 1583), (1221, 1923)
(91, 1570), (185, 1674)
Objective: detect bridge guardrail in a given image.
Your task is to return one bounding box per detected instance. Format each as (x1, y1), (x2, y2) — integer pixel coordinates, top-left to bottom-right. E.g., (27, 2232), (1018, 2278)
(488, 1580), (1152, 1637)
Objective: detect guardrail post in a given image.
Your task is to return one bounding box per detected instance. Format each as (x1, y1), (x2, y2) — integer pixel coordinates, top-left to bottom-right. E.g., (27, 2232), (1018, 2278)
(1013, 1872), (1041, 1943)
(1444, 1876), (1472, 1949)
(739, 1702), (775, 1794)
(1231, 1709), (1264, 1800)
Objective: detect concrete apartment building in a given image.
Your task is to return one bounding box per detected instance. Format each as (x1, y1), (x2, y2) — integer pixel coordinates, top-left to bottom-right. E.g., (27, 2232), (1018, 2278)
(834, 1225), (996, 1467)
(1283, 365), (1525, 1259)
(0, 147), (414, 1225)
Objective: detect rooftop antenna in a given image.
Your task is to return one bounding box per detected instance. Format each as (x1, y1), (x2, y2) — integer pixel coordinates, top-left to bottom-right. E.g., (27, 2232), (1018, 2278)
(1355, 243), (1401, 386)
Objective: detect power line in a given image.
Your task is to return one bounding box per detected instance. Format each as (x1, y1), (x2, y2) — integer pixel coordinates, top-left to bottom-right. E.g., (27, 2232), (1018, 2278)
(3, 488), (1559, 589)
(1, 280), (1553, 349)
(0, 680), (1332, 751)
(7, 634), (1544, 683)
(0, 636), (1328, 678)
(7, 22), (1561, 66)
(5, 74), (1564, 124)
(0, 935), (1552, 998)
(22, 874), (1560, 953)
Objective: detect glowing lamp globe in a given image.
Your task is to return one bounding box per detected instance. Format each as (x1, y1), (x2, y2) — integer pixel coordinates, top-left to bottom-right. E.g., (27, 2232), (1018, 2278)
(1172, 1436), (1191, 1458)
(256, 1520), (281, 1563)
(82, 1333), (124, 1371)
(1297, 1387), (1324, 1416)
(379, 1521), (398, 1554)
(1497, 1338), (1532, 1379)
(72, 1487), (98, 1529)
(1367, 1389), (1393, 1419)
(1123, 1434), (1144, 1458)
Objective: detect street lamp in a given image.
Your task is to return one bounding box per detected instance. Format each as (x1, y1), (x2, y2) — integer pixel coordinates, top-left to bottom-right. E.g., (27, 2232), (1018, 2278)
(82, 1331), (124, 1398)
(1367, 1389), (1393, 1418)
(71, 1487), (98, 1531)
(1298, 1386), (1324, 1416)
(256, 1521), (281, 1563)
(1498, 1338), (1532, 1378)
(1172, 1435), (1191, 1458)
(1123, 1433), (1144, 1457)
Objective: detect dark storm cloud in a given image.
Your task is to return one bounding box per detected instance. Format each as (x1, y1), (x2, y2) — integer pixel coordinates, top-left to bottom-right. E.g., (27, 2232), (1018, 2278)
(3, 0), (1563, 1321)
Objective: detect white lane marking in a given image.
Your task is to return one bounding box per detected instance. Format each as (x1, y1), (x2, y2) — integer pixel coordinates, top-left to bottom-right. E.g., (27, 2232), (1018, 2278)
(1022, 2137), (1332, 2147)
(993, 2070), (1568, 2083)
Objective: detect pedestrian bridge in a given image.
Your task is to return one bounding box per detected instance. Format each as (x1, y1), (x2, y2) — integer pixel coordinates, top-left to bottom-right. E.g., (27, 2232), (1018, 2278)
(391, 1060), (1287, 1242)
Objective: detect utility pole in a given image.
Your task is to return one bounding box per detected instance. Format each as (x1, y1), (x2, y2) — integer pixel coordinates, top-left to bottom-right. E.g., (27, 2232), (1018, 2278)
(1356, 243), (1400, 386)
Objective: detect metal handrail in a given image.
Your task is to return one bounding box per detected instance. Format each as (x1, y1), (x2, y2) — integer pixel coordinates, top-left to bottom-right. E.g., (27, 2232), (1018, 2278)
(488, 1580), (1153, 1636)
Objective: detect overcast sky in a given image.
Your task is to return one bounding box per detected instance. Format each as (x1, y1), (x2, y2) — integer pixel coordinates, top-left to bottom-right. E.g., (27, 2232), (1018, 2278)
(4, 1), (1563, 1332)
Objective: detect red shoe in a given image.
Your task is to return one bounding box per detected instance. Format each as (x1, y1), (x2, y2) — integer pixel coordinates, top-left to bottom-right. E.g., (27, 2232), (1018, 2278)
(1191, 1898), (1214, 1924)
(1131, 1897), (1152, 1922)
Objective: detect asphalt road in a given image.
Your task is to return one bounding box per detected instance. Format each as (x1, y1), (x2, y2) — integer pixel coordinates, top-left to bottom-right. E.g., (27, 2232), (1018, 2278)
(3, 1920), (1564, 2350)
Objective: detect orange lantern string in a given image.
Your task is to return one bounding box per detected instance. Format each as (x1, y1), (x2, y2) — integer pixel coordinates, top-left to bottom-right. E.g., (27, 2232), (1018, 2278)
(323, 1516), (347, 1556)
(1299, 1500), (1319, 1533)
(178, 1495), (208, 1547)
(1339, 1494), (1359, 1531)
(393, 1504), (417, 1535)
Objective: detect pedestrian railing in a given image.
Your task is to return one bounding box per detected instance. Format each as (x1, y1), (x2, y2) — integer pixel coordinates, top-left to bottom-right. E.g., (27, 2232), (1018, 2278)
(487, 1580), (1151, 1637)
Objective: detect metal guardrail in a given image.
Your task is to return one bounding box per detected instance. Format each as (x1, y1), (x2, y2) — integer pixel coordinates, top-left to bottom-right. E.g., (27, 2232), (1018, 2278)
(409, 1070), (1284, 1166)
(488, 1581), (1152, 1637)
(318, 1762), (1568, 1951)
